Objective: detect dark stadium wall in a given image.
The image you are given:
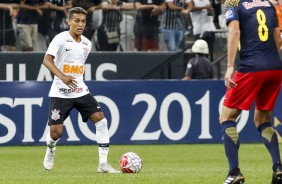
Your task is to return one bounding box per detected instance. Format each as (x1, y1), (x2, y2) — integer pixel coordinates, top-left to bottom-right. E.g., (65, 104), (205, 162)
(0, 52), (193, 81)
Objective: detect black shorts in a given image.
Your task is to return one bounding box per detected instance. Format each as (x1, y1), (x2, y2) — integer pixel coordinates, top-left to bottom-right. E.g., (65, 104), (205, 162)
(48, 93), (102, 125)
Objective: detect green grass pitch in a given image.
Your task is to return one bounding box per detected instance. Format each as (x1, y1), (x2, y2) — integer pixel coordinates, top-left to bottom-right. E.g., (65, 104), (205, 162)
(0, 144), (277, 184)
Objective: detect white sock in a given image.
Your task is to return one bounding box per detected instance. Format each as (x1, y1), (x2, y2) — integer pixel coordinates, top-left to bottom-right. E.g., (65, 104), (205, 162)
(46, 132), (59, 148)
(95, 118), (110, 164)
(98, 146), (109, 164)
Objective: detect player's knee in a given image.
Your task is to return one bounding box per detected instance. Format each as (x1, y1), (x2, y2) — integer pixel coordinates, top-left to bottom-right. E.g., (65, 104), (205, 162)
(254, 110), (272, 124)
(91, 112), (105, 123)
(50, 132), (62, 141)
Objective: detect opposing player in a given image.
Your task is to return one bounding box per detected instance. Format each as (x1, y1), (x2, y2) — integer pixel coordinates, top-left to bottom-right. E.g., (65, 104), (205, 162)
(42, 7), (120, 173)
(221, 0), (282, 183)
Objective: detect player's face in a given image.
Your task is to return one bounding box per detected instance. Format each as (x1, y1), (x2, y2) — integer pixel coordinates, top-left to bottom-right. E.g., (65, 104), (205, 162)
(68, 13), (86, 36)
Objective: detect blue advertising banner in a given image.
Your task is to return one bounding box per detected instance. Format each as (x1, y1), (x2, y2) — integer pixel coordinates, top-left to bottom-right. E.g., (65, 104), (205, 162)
(1, 81), (282, 146)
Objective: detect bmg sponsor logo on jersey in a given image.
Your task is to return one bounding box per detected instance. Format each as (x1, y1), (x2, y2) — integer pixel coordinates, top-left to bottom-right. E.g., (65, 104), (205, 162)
(59, 88), (83, 94)
(63, 64), (84, 75)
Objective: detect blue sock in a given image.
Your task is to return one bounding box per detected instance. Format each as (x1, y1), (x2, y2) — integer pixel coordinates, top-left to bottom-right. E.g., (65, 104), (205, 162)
(257, 122), (281, 170)
(221, 120), (240, 172)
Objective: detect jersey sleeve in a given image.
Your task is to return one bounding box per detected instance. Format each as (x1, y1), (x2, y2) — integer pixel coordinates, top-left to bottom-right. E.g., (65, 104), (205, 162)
(224, 0), (239, 26)
(45, 33), (63, 59)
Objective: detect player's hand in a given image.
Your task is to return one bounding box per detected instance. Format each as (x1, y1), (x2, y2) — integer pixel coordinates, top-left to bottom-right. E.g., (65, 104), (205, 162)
(224, 66), (237, 89)
(62, 75), (77, 89)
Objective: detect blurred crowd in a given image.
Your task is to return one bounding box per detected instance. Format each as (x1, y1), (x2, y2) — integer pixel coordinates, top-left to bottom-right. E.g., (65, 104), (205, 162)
(0, 0), (225, 53)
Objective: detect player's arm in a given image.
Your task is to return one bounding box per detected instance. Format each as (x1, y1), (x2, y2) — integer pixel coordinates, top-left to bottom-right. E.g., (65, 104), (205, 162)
(225, 20), (240, 88)
(43, 54), (77, 89)
(274, 27), (282, 50)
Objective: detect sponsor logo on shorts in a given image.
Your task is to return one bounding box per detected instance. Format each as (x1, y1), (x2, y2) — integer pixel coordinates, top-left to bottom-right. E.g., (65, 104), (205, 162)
(51, 109), (60, 121)
(59, 88), (83, 94)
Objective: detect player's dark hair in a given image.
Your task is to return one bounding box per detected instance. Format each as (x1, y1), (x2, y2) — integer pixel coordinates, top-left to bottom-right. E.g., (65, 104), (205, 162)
(68, 7), (87, 19)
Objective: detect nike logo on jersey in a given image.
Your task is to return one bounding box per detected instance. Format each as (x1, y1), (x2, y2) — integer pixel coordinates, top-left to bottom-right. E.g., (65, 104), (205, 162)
(66, 48), (71, 51)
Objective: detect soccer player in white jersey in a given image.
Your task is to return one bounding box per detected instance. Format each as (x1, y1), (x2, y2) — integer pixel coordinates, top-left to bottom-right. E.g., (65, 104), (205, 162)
(42, 7), (120, 173)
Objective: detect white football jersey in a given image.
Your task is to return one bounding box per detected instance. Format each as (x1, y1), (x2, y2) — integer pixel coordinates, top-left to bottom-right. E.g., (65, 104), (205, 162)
(46, 31), (92, 98)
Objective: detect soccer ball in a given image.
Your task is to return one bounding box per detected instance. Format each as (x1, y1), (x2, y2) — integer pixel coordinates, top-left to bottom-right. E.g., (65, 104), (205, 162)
(119, 152), (142, 173)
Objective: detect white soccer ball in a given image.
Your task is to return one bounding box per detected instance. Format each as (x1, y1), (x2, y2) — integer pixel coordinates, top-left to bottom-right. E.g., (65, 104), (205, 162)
(119, 152), (142, 173)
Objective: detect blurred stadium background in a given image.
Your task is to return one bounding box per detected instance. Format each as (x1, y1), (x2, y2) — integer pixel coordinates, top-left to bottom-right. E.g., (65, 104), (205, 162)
(2, 5), (282, 184)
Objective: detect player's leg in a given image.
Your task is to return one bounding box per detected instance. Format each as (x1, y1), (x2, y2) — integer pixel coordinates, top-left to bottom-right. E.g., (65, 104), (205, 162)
(255, 110), (282, 184)
(220, 72), (260, 183)
(220, 106), (244, 184)
(89, 112), (119, 173)
(255, 70), (282, 183)
(76, 94), (120, 173)
(43, 97), (73, 170)
(44, 124), (64, 170)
